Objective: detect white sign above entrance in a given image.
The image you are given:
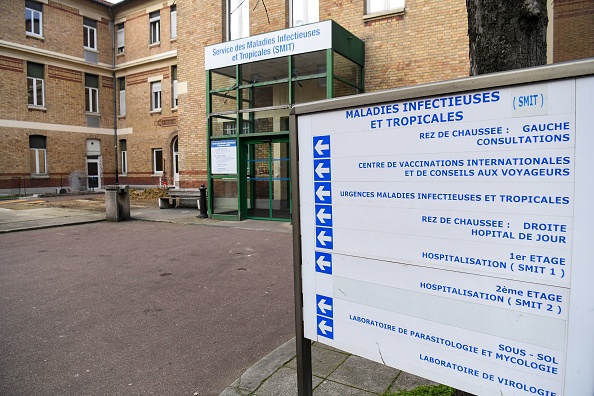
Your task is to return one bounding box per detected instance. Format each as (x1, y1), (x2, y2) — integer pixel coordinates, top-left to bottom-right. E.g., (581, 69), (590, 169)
(205, 21), (332, 70)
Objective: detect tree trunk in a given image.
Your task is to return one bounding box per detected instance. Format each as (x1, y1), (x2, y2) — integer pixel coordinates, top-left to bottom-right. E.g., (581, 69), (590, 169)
(467, 0), (548, 75)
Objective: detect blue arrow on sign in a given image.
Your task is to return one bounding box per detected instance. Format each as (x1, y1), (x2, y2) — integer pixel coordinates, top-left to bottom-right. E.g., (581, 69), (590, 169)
(317, 316), (334, 339)
(313, 159), (331, 181)
(316, 294), (333, 318)
(315, 205), (333, 227)
(315, 227), (333, 250)
(314, 182), (332, 204)
(313, 136), (331, 158)
(315, 251), (332, 274)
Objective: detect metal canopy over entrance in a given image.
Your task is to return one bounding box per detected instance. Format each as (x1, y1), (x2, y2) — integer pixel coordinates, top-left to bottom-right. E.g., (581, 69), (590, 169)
(205, 20), (364, 221)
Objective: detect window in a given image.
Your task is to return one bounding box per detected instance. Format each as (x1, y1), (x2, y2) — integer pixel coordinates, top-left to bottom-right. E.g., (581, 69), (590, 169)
(366, 0), (405, 15)
(291, 0), (319, 27)
(151, 81), (162, 111)
(149, 11), (160, 44)
(85, 74), (99, 113)
(29, 135), (47, 174)
(118, 77), (126, 116)
(153, 148), (163, 174)
(223, 121), (250, 135)
(27, 62), (44, 107)
(171, 66), (178, 108)
(25, 0), (43, 37)
(223, 122), (236, 136)
(120, 139), (127, 174)
(170, 5), (177, 39)
(83, 18), (97, 50)
(229, 0), (249, 40)
(116, 23), (125, 54)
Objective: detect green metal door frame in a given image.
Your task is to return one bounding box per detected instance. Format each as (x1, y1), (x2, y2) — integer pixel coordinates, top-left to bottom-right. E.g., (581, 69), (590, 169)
(241, 136), (290, 221)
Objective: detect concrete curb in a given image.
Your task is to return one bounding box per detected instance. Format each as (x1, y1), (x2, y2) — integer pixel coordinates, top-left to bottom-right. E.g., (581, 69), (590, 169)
(219, 338), (297, 396)
(0, 217), (105, 234)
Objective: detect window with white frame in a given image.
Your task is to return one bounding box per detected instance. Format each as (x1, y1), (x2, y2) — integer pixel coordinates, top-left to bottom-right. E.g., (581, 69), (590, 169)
(83, 18), (98, 50)
(229, 0), (249, 40)
(223, 121), (250, 135)
(170, 5), (177, 39)
(85, 74), (99, 113)
(117, 23), (125, 54)
(291, 0), (319, 27)
(153, 148), (163, 174)
(171, 66), (178, 108)
(29, 135), (47, 175)
(27, 62), (45, 107)
(151, 81), (162, 111)
(366, 0), (405, 15)
(118, 77), (126, 116)
(149, 11), (160, 44)
(120, 139), (127, 174)
(223, 121), (235, 136)
(25, 0), (43, 37)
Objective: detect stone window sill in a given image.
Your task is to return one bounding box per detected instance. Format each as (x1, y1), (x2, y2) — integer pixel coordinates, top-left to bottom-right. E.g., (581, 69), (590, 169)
(28, 105), (47, 112)
(363, 7), (405, 22)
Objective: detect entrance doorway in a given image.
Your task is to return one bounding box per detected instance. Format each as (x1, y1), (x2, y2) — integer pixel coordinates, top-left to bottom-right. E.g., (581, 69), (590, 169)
(86, 139), (101, 190)
(86, 156), (101, 190)
(172, 137), (179, 188)
(244, 140), (290, 221)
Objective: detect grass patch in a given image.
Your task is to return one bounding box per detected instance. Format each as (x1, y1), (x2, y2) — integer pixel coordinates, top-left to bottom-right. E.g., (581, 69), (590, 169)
(385, 384), (455, 396)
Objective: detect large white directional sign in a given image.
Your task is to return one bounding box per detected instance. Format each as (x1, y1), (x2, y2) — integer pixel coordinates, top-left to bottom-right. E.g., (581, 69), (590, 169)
(296, 72), (594, 395)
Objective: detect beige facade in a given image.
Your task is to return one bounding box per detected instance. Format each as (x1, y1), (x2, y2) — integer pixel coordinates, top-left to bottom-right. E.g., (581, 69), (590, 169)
(0, 0), (592, 195)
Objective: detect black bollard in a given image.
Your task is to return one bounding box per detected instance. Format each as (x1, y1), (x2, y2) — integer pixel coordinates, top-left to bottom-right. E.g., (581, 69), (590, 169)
(198, 184), (208, 218)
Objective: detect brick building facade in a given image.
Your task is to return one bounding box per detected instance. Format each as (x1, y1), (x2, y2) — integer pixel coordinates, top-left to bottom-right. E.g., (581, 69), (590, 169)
(0, 0), (592, 201)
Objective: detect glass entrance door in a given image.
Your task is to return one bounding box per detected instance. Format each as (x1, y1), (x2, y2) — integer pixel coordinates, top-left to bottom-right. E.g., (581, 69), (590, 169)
(245, 140), (290, 221)
(87, 156), (100, 190)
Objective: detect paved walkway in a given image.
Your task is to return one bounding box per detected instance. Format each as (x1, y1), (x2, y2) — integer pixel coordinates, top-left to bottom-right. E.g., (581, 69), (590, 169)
(0, 195), (442, 395)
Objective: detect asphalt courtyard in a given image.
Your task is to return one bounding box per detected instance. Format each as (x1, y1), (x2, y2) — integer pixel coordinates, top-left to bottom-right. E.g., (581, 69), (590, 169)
(0, 220), (295, 396)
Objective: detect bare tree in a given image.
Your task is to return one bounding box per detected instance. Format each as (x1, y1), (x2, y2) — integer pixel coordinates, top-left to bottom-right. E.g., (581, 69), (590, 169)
(467, 0), (548, 75)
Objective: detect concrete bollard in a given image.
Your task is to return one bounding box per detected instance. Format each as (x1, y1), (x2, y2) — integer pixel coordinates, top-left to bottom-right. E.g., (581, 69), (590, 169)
(105, 185), (130, 221)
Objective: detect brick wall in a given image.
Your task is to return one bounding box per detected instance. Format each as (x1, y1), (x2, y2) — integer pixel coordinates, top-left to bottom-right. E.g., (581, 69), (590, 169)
(554, 0), (594, 62)
(0, 0), (112, 64)
(323, 0), (470, 91)
(176, 0), (214, 188)
(3, 0), (592, 194)
(114, 3), (178, 66)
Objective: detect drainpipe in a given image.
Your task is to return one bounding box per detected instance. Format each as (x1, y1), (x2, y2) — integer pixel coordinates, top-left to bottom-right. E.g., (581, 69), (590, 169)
(110, 7), (119, 185)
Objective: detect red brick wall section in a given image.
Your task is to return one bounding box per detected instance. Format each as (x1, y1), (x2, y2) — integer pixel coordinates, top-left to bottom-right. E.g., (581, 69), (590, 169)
(554, 0), (594, 62)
